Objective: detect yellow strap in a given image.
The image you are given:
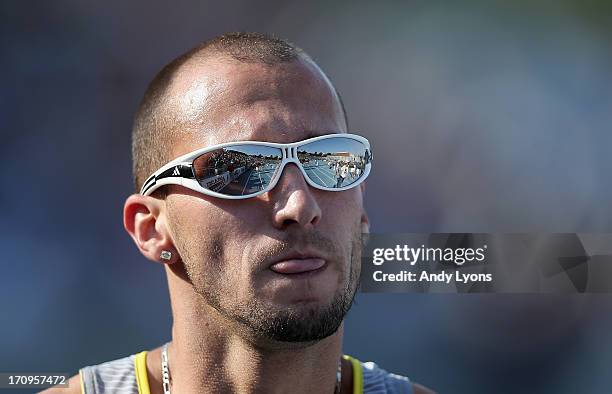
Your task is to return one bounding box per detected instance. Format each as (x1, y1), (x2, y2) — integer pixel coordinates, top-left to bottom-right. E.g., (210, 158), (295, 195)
(343, 354), (364, 394)
(134, 351), (151, 394)
(131, 350), (363, 394)
(79, 370), (85, 394)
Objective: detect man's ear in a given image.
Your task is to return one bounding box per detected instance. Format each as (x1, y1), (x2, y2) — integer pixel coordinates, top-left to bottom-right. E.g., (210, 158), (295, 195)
(123, 193), (176, 264)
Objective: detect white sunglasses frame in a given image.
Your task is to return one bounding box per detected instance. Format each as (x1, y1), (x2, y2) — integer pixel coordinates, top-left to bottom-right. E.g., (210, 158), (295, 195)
(140, 133), (372, 199)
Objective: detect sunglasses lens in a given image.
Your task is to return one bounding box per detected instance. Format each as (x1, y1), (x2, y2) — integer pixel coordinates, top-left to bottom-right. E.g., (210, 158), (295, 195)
(298, 137), (371, 189)
(193, 145), (283, 196)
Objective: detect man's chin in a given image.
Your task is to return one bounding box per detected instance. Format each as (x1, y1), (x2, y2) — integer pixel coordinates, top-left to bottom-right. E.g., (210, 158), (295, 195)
(253, 317), (343, 347)
(269, 297), (331, 314)
(236, 296), (350, 344)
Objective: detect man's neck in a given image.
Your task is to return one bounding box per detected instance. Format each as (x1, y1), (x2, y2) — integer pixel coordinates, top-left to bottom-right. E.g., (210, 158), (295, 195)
(169, 325), (344, 394)
(160, 272), (346, 394)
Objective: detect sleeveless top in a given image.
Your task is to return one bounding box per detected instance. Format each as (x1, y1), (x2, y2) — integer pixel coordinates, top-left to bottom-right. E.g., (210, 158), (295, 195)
(79, 351), (413, 394)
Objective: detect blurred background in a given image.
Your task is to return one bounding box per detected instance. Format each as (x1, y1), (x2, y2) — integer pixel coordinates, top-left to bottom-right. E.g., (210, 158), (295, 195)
(2, 0), (612, 393)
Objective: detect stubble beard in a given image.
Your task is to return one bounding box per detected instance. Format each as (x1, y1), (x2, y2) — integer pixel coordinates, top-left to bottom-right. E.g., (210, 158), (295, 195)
(182, 228), (363, 346)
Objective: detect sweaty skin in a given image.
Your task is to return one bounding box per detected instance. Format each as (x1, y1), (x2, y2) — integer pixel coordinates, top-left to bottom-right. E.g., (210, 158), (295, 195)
(44, 55), (434, 394)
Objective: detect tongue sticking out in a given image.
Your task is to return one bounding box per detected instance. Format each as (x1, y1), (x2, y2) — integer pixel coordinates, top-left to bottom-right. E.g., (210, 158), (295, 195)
(270, 258), (325, 274)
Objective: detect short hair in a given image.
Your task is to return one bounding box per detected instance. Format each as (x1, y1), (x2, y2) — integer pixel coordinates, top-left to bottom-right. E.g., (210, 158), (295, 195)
(131, 32), (348, 193)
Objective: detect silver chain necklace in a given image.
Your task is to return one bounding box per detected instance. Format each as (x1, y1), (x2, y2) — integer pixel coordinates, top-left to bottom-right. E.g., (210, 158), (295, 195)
(161, 343), (342, 394)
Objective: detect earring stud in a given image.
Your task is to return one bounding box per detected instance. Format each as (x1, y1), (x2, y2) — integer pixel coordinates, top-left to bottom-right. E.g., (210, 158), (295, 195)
(160, 250), (172, 261)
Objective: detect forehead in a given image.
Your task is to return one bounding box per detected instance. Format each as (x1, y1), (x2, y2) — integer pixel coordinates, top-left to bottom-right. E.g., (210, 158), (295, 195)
(168, 56), (346, 156)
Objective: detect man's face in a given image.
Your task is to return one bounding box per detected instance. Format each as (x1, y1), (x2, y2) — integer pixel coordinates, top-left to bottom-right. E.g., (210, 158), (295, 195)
(162, 56), (367, 344)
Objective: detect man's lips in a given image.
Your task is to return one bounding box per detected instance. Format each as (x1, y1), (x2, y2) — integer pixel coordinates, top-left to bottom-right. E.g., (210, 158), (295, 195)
(269, 258), (326, 274)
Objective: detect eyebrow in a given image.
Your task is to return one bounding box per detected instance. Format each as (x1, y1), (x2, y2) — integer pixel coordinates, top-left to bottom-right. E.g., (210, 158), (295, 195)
(231, 129), (335, 143)
(301, 130), (338, 140)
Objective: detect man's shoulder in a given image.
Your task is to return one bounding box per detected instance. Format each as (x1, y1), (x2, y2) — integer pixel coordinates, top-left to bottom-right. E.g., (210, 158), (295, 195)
(359, 359), (411, 393)
(356, 358), (436, 394)
(43, 352), (140, 394)
(81, 353), (139, 393)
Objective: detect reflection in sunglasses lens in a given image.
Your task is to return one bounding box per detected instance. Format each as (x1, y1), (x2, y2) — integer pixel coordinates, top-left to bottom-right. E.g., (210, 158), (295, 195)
(297, 137), (370, 189)
(193, 145), (283, 196)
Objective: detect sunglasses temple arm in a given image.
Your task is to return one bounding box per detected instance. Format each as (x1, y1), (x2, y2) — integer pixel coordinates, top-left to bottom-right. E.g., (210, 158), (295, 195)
(141, 163), (194, 195)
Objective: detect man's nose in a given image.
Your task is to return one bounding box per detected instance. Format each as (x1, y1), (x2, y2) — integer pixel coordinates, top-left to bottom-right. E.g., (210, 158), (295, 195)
(268, 163), (322, 229)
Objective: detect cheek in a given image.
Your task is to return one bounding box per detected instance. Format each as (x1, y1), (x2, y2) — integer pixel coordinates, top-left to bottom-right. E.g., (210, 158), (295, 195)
(318, 191), (365, 264)
(166, 198), (232, 266)
(321, 189), (364, 231)
(166, 197), (263, 278)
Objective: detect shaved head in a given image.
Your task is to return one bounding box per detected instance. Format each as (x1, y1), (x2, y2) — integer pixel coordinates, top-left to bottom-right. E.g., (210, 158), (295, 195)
(132, 32), (348, 193)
